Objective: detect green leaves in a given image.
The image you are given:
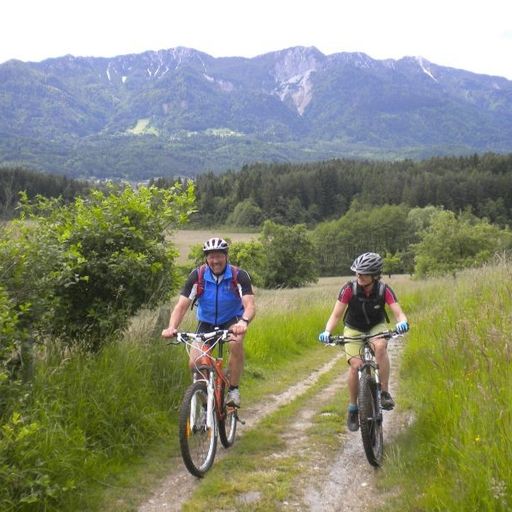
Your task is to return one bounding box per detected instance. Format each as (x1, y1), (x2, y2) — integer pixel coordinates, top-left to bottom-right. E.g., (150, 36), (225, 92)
(413, 210), (512, 277)
(260, 221), (318, 288)
(0, 182), (196, 353)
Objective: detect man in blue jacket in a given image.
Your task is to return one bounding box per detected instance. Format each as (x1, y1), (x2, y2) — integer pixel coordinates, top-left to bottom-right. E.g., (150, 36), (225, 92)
(162, 237), (255, 407)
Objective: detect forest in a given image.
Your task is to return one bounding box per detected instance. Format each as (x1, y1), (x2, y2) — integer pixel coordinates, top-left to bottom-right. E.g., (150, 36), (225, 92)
(3, 153), (512, 226)
(176, 152), (512, 227)
(0, 166), (91, 218)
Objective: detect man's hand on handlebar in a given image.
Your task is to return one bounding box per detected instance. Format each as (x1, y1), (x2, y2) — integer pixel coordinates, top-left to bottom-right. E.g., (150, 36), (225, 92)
(230, 320), (248, 336)
(161, 327), (178, 338)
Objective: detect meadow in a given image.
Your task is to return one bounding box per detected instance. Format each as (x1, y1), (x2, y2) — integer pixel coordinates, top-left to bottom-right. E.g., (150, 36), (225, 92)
(382, 260), (512, 511)
(170, 229), (257, 264)
(1, 260), (510, 511)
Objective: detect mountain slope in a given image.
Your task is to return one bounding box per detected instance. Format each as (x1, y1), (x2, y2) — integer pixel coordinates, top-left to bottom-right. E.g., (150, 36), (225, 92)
(1, 46), (511, 178)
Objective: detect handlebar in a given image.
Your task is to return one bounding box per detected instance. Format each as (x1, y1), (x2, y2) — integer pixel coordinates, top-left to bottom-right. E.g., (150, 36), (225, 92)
(325, 330), (400, 346)
(168, 329), (232, 345)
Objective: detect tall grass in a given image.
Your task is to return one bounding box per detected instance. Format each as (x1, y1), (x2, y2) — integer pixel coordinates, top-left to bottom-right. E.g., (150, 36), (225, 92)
(0, 338), (189, 511)
(383, 262), (512, 511)
(9, 268), (507, 511)
(0, 277), (341, 511)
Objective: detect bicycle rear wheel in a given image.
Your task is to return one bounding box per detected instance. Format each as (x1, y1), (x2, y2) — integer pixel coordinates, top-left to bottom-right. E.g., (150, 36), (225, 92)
(178, 381), (217, 477)
(218, 382), (237, 448)
(358, 372), (384, 466)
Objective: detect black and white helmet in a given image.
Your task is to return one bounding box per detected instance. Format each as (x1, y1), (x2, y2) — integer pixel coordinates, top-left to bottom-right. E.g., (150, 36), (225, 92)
(350, 252), (383, 275)
(203, 237), (229, 254)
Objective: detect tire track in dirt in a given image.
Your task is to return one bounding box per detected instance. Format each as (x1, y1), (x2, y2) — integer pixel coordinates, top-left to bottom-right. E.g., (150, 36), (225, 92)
(300, 337), (412, 511)
(139, 338), (412, 511)
(138, 352), (346, 512)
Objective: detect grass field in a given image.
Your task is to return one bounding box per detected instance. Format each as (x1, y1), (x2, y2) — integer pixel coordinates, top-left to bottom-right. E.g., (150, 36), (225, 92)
(171, 229), (257, 263)
(4, 259), (510, 511)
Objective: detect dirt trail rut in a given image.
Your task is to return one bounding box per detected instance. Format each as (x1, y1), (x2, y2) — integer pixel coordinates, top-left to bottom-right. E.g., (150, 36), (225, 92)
(139, 338), (410, 511)
(138, 353), (345, 512)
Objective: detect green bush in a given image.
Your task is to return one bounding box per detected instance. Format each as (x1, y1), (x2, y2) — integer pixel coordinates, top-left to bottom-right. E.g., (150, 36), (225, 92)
(13, 183), (195, 351)
(228, 240), (266, 287)
(413, 210), (512, 277)
(260, 221), (318, 288)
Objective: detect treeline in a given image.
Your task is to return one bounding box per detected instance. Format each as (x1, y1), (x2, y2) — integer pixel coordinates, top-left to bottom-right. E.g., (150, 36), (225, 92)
(174, 153), (512, 227)
(310, 204), (512, 277)
(0, 166), (91, 218)
(6, 153), (512, 228)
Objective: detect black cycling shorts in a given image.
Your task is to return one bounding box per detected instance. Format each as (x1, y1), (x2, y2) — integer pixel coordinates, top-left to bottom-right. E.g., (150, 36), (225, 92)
(196, 317), (239, 333)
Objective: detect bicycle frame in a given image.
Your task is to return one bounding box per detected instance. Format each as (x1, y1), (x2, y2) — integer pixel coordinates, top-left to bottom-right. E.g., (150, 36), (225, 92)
(358, 341), (382, 411)
(176, 330), (231, 429)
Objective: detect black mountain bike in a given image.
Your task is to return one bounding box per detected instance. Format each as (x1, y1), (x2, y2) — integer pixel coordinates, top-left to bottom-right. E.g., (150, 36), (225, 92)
(326, 330), (400, 466)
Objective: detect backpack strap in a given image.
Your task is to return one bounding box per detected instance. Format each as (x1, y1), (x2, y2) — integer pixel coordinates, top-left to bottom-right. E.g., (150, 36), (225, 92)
(230, 265), (241, 297)
(341, 280), (356, 323)
(190, 264), (241, 310)
(378, 281), (390, 323)
(190, 264), (207, 310)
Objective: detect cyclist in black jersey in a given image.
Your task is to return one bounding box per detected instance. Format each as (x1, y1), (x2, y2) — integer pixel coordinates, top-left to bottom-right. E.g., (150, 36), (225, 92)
(319, 252), (409, 431)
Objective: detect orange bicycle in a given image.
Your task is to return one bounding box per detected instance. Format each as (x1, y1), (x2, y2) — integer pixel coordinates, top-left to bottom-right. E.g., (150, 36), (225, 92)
(171, 329), (241, 477)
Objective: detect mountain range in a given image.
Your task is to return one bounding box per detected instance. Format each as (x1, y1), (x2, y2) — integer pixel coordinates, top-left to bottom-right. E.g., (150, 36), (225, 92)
(1, 46), (511, 179)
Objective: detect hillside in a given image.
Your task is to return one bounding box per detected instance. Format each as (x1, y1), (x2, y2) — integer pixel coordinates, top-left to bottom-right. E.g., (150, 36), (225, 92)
(1, 46), (512, 178)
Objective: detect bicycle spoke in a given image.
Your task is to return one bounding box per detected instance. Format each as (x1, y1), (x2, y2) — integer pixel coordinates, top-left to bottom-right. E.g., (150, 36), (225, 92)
(179, 382), (217, 477)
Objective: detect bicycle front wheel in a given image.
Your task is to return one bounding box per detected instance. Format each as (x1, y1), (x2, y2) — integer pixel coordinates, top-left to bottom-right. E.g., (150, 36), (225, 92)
(358, 372), (384, 467)
(218, 382), (237, 448)
(178, 381), (217, 477)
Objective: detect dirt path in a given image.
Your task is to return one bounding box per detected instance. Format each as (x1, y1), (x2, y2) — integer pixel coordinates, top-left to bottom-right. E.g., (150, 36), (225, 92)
(138, 339), (410, 511)
(300, 339), (411, 511)
(138, 352), (345, 512)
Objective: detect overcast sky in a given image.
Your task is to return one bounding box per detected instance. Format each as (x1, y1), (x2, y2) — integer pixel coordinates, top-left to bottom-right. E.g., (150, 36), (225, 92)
(2, 0), (512, 79)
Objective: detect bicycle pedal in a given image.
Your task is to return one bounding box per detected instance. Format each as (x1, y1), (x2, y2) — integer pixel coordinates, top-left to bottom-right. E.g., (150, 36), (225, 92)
(235, 413), (245, 425)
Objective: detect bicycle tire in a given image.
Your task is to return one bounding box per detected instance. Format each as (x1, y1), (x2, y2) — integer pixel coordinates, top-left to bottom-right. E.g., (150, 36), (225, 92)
(358, 372), (384, 467)
(178, 381), (217, 477)
(218, 382), (237, 448)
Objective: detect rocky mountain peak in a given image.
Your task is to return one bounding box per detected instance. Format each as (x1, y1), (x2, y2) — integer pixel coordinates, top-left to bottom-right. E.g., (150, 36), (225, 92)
(271, 46), (325, 115)
(272, 46), (324, 81)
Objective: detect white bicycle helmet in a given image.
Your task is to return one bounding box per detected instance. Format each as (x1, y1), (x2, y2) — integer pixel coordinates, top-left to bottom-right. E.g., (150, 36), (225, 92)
(350, 252), (383, 275)
(203, 237), (229, 254)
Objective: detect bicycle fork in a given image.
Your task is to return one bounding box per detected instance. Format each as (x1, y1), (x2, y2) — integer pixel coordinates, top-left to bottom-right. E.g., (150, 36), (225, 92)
(206, 372), (215, 430)
(190, 370), (215, 432)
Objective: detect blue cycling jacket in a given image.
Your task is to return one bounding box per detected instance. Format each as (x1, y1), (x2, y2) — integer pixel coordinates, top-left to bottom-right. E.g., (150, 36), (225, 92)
(197, 265), (244, 325)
